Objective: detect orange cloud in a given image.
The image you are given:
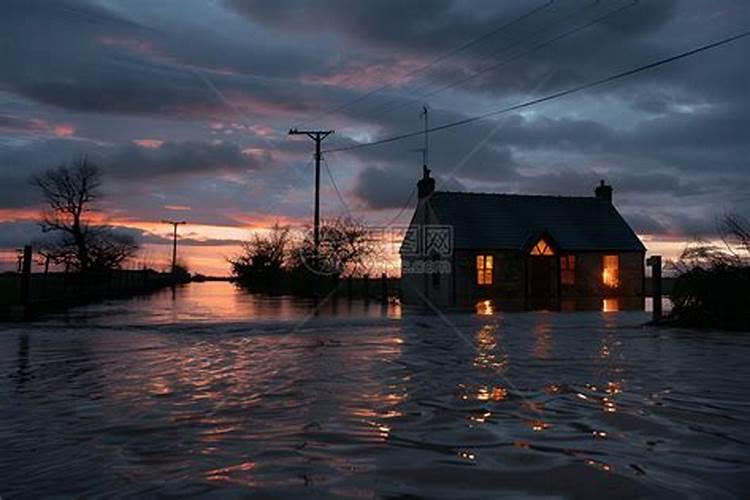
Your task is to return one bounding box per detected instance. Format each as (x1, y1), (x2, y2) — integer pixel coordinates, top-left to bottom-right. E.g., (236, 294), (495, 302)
(163, 204), (191, 211)
(0, 115), (75, 138)
(53, 124), (75, 137)
(0, 208), (40, 222)
(301, 58), (423, 90)
(133, 139), (164, 149)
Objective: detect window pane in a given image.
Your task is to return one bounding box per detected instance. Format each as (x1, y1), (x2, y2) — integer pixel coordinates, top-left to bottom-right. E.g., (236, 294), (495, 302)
(530, 238), (555, 256)
(602, 255), (619, 287)
(476, 254), (492, 285)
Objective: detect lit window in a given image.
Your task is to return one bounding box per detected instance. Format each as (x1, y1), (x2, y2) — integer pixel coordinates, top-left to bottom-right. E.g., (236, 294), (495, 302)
(602, 255), (619, 288)
(476, 254), (493, 285)
(530, 238), (555, 256)
(560, 255), (576, 285)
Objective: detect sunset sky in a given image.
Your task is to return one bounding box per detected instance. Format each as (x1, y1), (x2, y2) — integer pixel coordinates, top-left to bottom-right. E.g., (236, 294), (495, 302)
(1, 0), (748, 276)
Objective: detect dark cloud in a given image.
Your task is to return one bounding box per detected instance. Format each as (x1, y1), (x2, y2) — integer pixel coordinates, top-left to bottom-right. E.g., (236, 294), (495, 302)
(0, 0), (748, 250)
(353, 164), (466, 210)
(104, 141), (263, 179)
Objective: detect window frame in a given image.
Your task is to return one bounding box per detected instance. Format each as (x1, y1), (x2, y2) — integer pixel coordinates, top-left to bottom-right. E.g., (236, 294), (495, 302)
(476, 254), (494, 286)
(560, 254), (576, 285)
(529, 237), (555, 256)
(602, 254), (620, 288)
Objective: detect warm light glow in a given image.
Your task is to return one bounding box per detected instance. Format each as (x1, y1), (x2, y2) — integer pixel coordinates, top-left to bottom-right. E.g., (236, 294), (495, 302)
(602, 298), (620, 312)
(470, 411), (492, 423)
(474, 325), (505, 371)
(530, 238), (555, 256)
(602, 255), (620, 288)
(531, 421), (551, 432)
(476, 254), (493, 285)
(133, 138), (163, 148)
(475, 299), (494, 315)
(474, 385), (507, 402)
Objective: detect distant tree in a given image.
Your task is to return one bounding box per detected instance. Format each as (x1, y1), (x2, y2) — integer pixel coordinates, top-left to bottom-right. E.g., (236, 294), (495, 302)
(230, 223), (291, 287)
(31, 158), (138, 272)
(87, 229), (140, 271)
(290, 216), (378, 277)
(668, 213), (750, 330)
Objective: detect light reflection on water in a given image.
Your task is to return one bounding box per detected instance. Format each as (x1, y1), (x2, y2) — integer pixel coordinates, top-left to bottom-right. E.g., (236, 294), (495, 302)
(0, 282), (748, 498)
(48, 281), (403, 325)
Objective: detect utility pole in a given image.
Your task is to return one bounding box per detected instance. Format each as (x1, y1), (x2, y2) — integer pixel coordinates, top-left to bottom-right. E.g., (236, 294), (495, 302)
(288, 128), (334, 260)
(162, 220), (186, 274)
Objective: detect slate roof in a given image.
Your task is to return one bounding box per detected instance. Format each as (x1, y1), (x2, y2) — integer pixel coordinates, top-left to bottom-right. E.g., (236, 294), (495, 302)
(428, 191), (645, 252)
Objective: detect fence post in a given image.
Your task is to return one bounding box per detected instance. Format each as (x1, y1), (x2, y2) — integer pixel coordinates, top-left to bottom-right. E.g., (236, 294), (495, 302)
(41, 254), (50, 296)
(646, 255), (662, 322)
(20, 245), (32, 316)
(363, 274), (370, 302)
(381, 272), (388, 303)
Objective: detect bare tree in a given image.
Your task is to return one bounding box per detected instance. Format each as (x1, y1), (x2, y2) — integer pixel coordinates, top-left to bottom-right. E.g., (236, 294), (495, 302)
(721, 212), (750, 257)
(87, 229), (140, 270)
(31, 158), (138, 272)
(668, 212), (750, 330)
(230, 223), (291, 283)
(291, 217), (379, 277)
(671, 213), (750, 273)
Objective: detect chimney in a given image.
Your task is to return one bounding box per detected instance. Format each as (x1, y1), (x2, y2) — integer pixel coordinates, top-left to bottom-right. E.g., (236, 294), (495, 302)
(417, 164), (435, 199)
(595, 179), (612, 204)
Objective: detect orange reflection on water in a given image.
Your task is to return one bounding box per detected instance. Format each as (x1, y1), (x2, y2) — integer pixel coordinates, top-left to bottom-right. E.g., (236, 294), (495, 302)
(475, 299), (495, 315)
(531, 420), (551, 432)
(602, 298), (620, 312)
(470, 411), (492, 423)
(205, 461), (257, 486)
(148, 377), (173, 397)
(474, 324), (505, 370)
(602, 396), (617, 413)
(607, 381), (623, 395)
(585, 459), (612, 472)
(475, 386), (508, 401)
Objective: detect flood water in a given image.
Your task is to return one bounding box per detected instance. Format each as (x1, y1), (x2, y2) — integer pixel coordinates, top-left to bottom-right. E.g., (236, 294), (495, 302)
(1, 282), (748, 498)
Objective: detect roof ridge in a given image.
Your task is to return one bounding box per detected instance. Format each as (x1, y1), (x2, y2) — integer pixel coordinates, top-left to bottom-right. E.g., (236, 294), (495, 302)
(433, 190), (597, 200)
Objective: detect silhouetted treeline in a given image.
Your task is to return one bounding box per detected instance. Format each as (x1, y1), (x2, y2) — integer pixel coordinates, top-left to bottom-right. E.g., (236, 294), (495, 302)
(667, 214), (750, 330)
(230, 218), (380, 296)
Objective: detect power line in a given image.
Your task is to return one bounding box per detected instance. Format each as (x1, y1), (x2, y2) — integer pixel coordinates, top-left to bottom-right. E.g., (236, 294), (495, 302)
(351, 0), (625, 127)
(381, 186), (417, 228)
(419, 0), (636, 105)
(322, 156), (352, 216)
(325, 30), (750, 154)
(295, 0), (556, 127)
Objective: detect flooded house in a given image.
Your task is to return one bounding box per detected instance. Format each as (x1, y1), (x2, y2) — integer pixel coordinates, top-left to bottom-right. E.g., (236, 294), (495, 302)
(400, 167), (646, 310)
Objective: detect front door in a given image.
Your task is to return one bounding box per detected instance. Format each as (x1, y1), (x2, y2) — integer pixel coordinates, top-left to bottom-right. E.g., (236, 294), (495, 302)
(528, 256), (558, 308)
